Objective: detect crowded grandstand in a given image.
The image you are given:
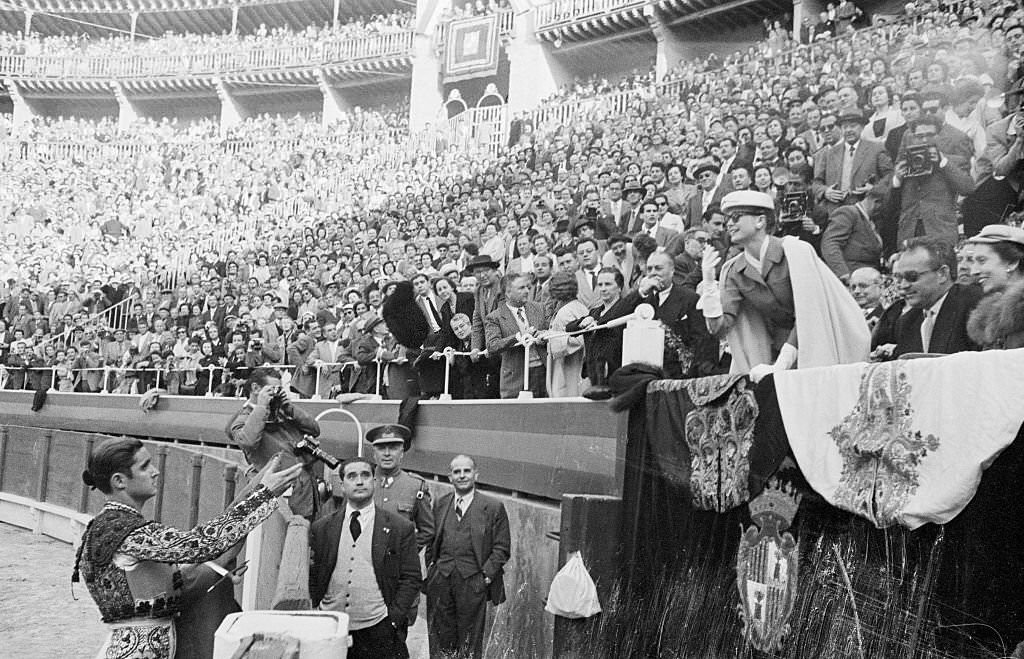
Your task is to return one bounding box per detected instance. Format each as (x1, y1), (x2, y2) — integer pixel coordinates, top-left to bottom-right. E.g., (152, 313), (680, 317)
(0, 0), (1021, 402)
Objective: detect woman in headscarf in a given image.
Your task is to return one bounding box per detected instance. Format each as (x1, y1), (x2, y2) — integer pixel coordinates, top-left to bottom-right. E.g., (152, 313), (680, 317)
(545, 272), (590, 397)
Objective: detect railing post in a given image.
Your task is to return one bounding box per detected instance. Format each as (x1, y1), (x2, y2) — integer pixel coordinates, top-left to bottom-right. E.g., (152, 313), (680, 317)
(153, 442), (168, 522)
(206, 365), (216, 397)
(519, 341), (533, 399)
(441, 350), (453, 401)
(0, 426), (8, 491)
(311, 363), (323, 400)
(37, 429), (53, 502)
(188, 453), (203, 528)
(375, 360), (383, 398)
(79, 435), (95, 513)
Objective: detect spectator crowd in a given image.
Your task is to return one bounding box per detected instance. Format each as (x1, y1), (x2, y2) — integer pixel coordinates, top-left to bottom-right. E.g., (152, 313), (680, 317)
(1, 0), (1023, 401)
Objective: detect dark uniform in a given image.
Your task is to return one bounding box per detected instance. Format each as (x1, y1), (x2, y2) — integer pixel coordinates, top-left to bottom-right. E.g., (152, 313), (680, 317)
(374, 468), (434, 550)
(367, 424), (434, 626)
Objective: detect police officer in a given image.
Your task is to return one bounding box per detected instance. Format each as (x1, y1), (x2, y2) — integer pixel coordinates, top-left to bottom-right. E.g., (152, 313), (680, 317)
(367, 424), (434, 549)
(367, 423), (434, 626)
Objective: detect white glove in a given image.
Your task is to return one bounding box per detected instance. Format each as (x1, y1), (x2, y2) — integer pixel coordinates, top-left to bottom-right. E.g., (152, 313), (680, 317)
(696, 281), (723, 318)
(749, 363), (773, 383)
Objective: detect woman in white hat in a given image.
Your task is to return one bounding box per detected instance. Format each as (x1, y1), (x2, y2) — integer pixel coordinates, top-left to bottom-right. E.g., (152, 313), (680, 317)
(966, 225), (1024, 350)
(698, 190), (869, 377)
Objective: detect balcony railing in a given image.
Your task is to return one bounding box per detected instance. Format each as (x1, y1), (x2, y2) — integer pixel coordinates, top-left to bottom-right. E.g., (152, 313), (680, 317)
(0, 30), (414, 80)
(533, 0), (646, 30)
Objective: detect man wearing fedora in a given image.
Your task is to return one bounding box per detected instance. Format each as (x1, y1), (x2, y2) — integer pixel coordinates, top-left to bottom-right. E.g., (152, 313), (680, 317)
(467, 254), (504, 395)
(812, 108), (893, 214)
(684, 162), (724, 230)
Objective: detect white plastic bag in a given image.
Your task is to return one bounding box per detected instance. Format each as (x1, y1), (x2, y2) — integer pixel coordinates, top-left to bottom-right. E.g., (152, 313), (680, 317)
(544, 551), (602, 619)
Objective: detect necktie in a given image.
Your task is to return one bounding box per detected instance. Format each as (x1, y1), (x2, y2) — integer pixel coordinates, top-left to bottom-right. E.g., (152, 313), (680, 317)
(455, 497), (464, 521)
(590, 270), (598, 291)
(920, 309), (936, 352)
(517, 307), (527, 330)
(350, 510), (361, 541)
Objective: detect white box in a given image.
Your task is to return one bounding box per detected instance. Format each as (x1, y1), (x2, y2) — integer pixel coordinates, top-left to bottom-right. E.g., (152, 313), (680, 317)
(214, 610), (349, 659)
(623, 320), (664, 368)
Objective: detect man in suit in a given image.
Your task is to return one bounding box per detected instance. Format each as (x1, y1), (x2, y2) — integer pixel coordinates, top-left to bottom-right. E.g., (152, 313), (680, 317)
(601, 179), (630, 233)
(634, 200), (683, 255)
(574, 238), (602, 308)
(413, 273), (444, 336)
(484, 273), (549, 399)
(715, 137), (752, 197)
(305, 321), (353, 398)
(602, 234), (635, 285)
(618, 184), (645, 234)
(684, 162), (722, 229)
(813, 109), (893, 215)
(872, 236), (982, 359)
(820, 190), (884, 282)
(849, 267), (886, 331)
(310, 457), (421, 659)
(625, 251), (718, 378)
(353, 316), (400, 397)
(891, 116), (976, 248)
(426, 454), (511, 659)
(260, 300), (291, 364)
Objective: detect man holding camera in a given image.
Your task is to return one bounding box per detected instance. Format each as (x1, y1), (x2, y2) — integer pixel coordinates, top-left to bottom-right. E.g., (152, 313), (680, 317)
(226, 366), (324, 520)
(893, 116), (976, 248)
(813, 109), (893, 215)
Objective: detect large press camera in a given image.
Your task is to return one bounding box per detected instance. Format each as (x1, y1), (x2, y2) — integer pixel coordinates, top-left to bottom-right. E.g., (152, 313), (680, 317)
(904, 144), (935, 178)
(293, 435), (341, 470)
(779, 191), (808, 223)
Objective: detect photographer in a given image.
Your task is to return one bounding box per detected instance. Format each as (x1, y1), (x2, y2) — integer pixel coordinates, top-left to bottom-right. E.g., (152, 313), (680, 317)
(226, 366), (323, 520)
(774, 166), (829, 253)
(893, 116), (976, 249)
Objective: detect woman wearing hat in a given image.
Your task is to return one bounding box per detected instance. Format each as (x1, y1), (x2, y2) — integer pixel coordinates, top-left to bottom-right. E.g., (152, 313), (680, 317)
(545, 272), (590, 398)
(966, 225), (1024, 349)
(699, 190), (869, 376)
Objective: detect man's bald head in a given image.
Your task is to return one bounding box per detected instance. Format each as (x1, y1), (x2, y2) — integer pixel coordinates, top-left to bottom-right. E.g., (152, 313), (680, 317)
(849, 267), (882, 309)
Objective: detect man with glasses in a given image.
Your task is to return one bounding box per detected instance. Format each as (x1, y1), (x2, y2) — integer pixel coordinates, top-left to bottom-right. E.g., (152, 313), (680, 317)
(674, 228), (710, 290)
(918, 90), (974, 159)
(813, 108), (893, 214)
(871, 236), (981, 360)
(892, 116), (976, 248)
(684, 162), (722, 230)
(815, 112), (841, 155)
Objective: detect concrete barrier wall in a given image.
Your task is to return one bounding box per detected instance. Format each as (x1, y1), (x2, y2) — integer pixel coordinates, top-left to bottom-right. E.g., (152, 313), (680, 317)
(0, 392), (627, 500)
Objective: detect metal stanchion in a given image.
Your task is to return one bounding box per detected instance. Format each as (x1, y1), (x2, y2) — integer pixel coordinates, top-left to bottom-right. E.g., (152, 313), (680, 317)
(374, 359), (382, 398)
(154, 368), (161, 390)
(311, 362), (323, 401)
(205, 365), (216, 397)
(102, 366), (111, 394)
(48, 368), (57, 392)
(440, 348), (454, 401)
(518, 338), (533, 400)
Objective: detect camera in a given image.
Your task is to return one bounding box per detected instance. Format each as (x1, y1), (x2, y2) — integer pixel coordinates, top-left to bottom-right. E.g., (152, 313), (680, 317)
(779, 191), (808, 223)
(905, 144), (934, 178)
(266, 387), (292, 424)
(293, 435), (340, 470)
(585, 206), (599, 219)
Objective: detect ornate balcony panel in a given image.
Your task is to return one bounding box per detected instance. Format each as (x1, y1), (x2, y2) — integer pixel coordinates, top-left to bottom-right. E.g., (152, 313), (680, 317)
(0, 30), (414, 92)
(534, 0), (648, 40)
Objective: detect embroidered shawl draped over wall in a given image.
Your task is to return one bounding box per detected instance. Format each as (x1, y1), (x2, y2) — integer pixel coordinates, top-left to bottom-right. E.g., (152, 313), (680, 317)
(775, 349), (1024, 529)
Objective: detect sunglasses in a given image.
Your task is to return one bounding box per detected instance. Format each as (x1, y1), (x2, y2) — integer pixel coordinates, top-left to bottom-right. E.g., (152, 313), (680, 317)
(892, 268), (938, 283)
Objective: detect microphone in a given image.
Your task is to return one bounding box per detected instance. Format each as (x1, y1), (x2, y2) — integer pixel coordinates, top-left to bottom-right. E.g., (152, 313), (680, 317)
(603, 303), (655, 329)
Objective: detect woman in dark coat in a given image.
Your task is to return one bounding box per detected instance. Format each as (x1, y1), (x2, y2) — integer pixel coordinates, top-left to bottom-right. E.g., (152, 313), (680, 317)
(566, 267), (633, 386)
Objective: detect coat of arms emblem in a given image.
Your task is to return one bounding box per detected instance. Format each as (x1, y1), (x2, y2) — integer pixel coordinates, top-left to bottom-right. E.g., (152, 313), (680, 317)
(736, 478), (802, 652)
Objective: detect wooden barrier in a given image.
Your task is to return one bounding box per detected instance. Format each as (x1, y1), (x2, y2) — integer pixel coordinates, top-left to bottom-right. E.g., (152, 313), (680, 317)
(0, 393), (627, 501)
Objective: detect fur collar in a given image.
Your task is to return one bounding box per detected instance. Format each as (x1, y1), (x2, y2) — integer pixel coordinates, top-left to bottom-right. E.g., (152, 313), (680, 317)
(967, 279), (1024, 349)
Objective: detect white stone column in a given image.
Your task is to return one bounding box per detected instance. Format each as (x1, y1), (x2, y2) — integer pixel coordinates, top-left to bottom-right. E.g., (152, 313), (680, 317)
(409, 0), (450, 132)
(215, 78), (249, 136)
(506, 5), (568, 116)
(317, 69), (351, 128)
(645, 7), (689, 82)
(112, 82), (140, 130)
(4, 79), (37, 128)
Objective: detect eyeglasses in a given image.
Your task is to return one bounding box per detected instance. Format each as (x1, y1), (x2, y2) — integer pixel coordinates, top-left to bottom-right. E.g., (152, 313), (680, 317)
(820, 122), (837, 129)
(657, 201), (668, 207)
(921, 105), (941, 114)
(692, 237), (709, 244)
(725, 212), (759, 223)
(892, 268), (938, 283)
